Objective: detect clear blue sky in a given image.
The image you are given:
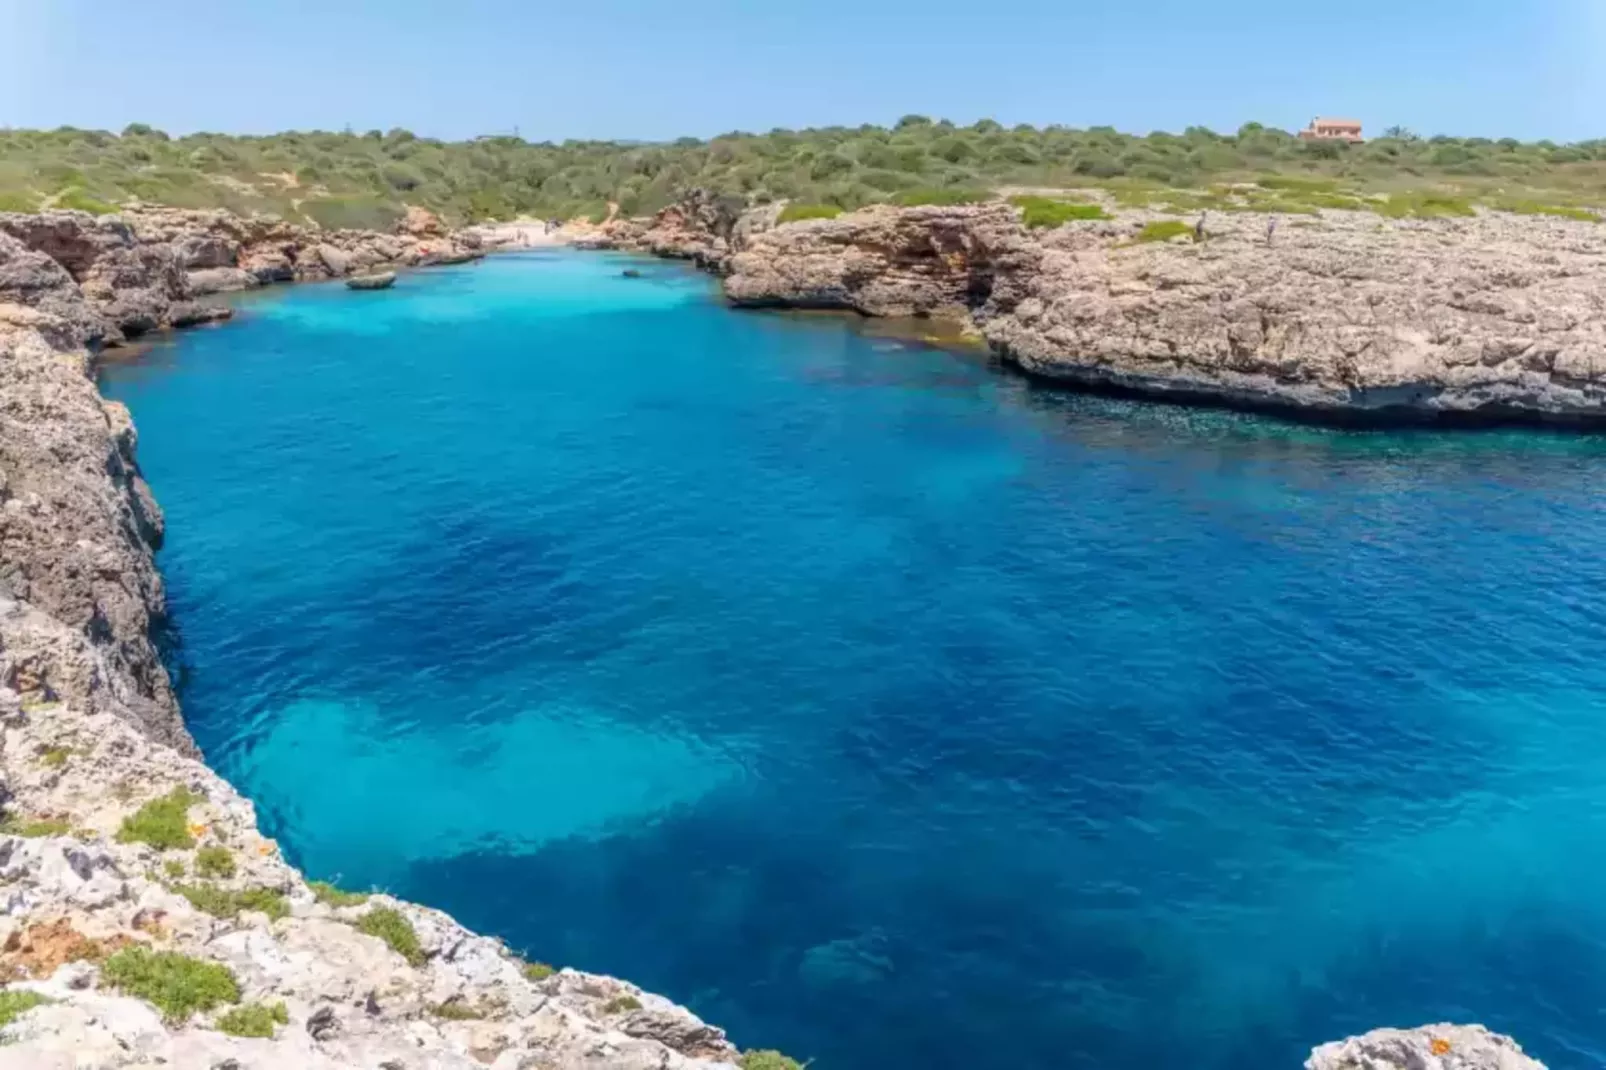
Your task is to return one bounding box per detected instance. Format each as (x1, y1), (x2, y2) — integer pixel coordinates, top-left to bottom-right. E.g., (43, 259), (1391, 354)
(1, 0), (1599, 142)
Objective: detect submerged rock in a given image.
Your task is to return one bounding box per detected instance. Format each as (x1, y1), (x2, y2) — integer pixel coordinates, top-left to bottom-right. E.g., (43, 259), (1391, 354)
(345, 271), (396, 291)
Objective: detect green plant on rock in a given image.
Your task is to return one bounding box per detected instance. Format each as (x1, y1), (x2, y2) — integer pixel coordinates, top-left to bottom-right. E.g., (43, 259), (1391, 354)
(1376, 191), (1476, 219)
(522, 961), (556, 982)
(600, 994), (643, 1015)
(163, 859), (186, 879)
(308, 880), (370, 908)
(116, 787), (201, 850)
(100, 947), (240, 1023)
(39, 746), (71, 770)
(355, 907), (425, 967)
(0, 815), (71, 838)
(0, 988), (52, 1030)
(175, 882), (289, 921)
(216, 1000), (288, 1038)
(55, 187), (118, 215)
(1132, 220), (1196, 243)
(1010, 195), (1109, 228)
(776, 202), (843, 223)
(740, 1050), (805, 1070)
(194, 845), (236, 879)
(1490, 198), (1597, 221)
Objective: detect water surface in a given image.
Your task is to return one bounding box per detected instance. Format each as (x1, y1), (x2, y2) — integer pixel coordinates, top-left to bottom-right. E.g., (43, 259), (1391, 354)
(102, 252), (1606, 1070)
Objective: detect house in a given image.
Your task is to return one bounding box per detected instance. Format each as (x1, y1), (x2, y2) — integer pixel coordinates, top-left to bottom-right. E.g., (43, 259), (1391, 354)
(1298, 117), (1363, 143)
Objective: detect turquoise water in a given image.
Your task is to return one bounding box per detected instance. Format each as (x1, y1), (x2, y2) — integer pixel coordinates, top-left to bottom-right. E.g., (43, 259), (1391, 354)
(101, 252), (1606, 1070)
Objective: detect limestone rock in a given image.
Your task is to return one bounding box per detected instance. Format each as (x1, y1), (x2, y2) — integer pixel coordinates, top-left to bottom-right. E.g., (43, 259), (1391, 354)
(1307, 1023), (1545, 1070)
(346, 271), (396, 290)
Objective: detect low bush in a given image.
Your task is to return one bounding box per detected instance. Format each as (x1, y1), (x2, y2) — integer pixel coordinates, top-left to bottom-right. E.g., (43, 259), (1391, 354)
(0, 190), (38, 213)
(216, 1000), (288, 1038)
(55, 187), (118, 214)
(0, 989), (51, 1029)
(100, 947), (240, 1022)
(776, 203), (842, 223)
(39, 746), (71, 769)
(740, 1051), (804, 1070)
(355, 907), (425, 967)
(600, 994), (643, 1015)
(432, 999), (485, 1020)
(309, 880), (370, 908)
(0, 816), (71, 838)
(522, 961), (556, 982)
(890, 188), (990, 206)
(1376, 192), (1476, 219)
(1133, 220), (1196, 243)
(194, 845), (236, 879)
(117, 787), (201, 850)
(163, 859), (186, 879)
(1010, 195), (1109, 228)
(175, 882), (289, 921)
(1491, 198), (1597, 221)
(1255, 174), (1342, 193)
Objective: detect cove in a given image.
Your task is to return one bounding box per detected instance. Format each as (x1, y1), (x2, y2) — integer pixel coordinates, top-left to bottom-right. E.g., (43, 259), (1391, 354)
(100, 251), (1606, 1070)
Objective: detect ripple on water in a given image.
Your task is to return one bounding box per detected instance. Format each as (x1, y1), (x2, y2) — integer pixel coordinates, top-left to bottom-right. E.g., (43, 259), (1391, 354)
(100, 251), (1606, 1070)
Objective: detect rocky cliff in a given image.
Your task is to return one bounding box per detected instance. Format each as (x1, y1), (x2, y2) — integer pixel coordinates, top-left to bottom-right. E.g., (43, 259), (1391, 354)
(717, 200), (1606, 425)
(0, 206), (480, 347)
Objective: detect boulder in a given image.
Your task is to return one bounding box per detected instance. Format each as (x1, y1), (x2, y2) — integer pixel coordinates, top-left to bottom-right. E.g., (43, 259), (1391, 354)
(346, 271), (396, 290)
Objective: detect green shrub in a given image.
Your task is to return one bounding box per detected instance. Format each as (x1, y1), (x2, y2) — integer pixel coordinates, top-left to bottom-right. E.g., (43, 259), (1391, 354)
(355, 907), (425, 966)
(55, 187), (119, 215)
(776, 203), (842, 223)
(600, 994), (643, 1015)
(1376, 192), (1476, 219)
(1133, 220), (1196, 243)
(0, 989), (52, 1030)
(1255, 174), (1342, 193)
(309, 880), (370, 908)
(39, 746), (71, 769)
(100, 948), (240, 1022)
(1010, 195), (1109, 228)
(301, 195), (404, 232)
(175, 882), (289, 921)
(522, 961), (556, 982)
(194, 845), (236, 879)
(117, 787), (201, 850)
(0, 190), (39, 213)
(0, 816), (71, 838)
(740, 1050), (804, 1070)
(163, 859), (186, 879)
(890, 188), (990, 206)
(216, 1000), (288, 1038)
(1491, 198), (1597, 221)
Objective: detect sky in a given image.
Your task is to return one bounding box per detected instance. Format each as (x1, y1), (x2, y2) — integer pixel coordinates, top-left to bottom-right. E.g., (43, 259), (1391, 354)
(1, 0), (1601, 143)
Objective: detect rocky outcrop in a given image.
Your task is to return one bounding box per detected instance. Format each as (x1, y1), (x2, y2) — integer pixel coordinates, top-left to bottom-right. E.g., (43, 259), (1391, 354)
(588, 189), (771, 270)
(0, 207), (482, 346)
(717, 200), (1606, 425)
(0, 302), (749, 1068)
(346, 271), (396, 291)
(1307, 1023), (1545, 1069)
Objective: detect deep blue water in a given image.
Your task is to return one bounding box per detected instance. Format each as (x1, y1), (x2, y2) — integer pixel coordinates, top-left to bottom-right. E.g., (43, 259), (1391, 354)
(101, 252), (1606, 1070)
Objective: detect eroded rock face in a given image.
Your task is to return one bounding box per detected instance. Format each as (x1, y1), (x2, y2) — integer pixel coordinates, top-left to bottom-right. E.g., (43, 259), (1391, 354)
(1307, 1023), (1545, 1069)
(719, 201), (1606, 424)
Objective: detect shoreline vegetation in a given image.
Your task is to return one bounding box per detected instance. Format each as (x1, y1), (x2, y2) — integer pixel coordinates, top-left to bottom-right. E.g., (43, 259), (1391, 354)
(4, 118), (1605, 229)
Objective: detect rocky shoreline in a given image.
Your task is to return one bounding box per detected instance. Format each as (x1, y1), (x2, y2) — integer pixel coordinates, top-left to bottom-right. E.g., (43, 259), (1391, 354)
(0, 202), (1553, 1066)
(597, 192), (1606, 427)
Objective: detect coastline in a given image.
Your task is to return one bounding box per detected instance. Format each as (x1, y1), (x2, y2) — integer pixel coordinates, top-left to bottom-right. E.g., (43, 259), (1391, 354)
(0, 202), (1551, 1067)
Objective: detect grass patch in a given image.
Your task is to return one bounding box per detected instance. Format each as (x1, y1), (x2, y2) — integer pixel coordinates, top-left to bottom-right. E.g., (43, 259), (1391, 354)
(0, 816), (71, 838)
(163, 859), (186, 879)
(1490, 198), (1597, 221)
(0, 191), (38, 213)
(100, 947), (240, 1023)
(39, 746), (71, 770)
(776, 203), (842, 223)
(55, 187), (119, 215)
(890, 188), (990, 207)
(175, 882), (289, 922)
(1376, 192), (1476, 219)
(1009, 195), (1109, 228)
(0, 988), (52, 1030)
(522, 961), (556, 982)
(600, 994), (643, 1015)
(1255, 174), (1343, 194)
(309, 880), (370, 908)
(431, 999), (485, 1020)
(740, 1051), (805, 1070)
(116, 787), (201, 851)
(194, 845), (236, 879)
(1132, 220), (1196, 244)
(355, 907), (425, 967)
(216, 1000), (288, 1038)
